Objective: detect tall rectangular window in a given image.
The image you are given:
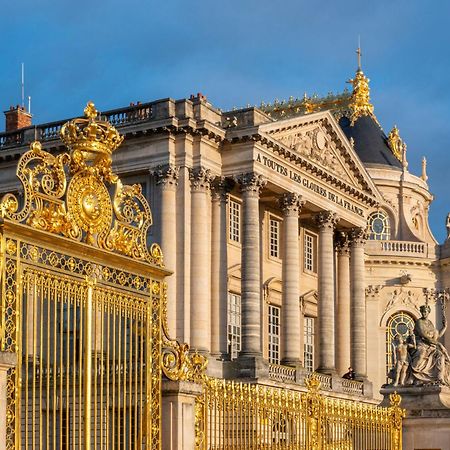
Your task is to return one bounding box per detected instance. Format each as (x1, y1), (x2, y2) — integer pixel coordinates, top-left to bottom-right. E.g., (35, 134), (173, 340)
(304, 232), (315, 272)
(268, 305), (281, 364)
(269, 218), (280, 258)
(304, 317), (315, 372)
(229, 199), (241, 243)
(227, 293), (241, 359)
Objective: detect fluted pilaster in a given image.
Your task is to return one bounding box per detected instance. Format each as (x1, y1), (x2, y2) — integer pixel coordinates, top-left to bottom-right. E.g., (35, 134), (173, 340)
(349, 227), (367, 379)
(236, 173), (267, 357)
(211, 178), (233, 358)
(278, 193), (304, 366)
(154, 164), (180, 337)
(314, 211), (340, 374)
(336, 232), (351, 376)
(189, 167), (213, 352)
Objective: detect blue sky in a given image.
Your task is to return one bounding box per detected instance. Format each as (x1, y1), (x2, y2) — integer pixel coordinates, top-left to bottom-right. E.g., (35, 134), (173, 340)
(1, 0), (449, 241)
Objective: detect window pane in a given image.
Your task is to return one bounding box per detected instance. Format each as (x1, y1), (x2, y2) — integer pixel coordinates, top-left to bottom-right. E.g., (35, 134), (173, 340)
(268, 305), (281, 364)
(304, 317), (315, 372)
(229, 200), (241, 242)
(227, 293), (241, 359)
(269, 218), (280, 258)
(304, 233), (315, 272)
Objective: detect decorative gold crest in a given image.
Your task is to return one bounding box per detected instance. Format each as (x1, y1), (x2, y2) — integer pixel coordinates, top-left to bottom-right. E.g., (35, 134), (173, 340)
(0, 102), (163, 267)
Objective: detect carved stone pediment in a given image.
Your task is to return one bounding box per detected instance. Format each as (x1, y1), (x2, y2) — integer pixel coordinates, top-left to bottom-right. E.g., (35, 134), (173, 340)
(272, 125), (357, 184)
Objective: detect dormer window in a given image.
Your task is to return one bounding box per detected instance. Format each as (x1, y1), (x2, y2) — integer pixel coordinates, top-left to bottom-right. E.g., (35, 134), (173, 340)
(368, 211), (391, 240)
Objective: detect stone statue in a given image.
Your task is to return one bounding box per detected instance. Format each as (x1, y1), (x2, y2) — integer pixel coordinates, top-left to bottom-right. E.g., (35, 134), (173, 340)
(392, 332), (416, 386)
(410, 304), (450, 386)
(389, 305), (450, 386)
(447, 213), (450, 240)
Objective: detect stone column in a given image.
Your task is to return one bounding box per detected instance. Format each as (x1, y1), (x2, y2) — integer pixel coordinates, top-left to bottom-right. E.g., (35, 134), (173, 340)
(189, 168), (213, 353)
(278, 193), (304, 366)
(314, 211), (339, 374)
(210, 179), (231, 358)
(336, 232), (351, 376)
(349, 227), (367, 379)
(155, 165), (180, 337)
(236, 173), (267, 358)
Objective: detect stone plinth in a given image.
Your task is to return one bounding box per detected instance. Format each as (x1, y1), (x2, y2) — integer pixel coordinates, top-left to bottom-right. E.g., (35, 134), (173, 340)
(162, 379), (203, 450)
(380, 385), (450, 450)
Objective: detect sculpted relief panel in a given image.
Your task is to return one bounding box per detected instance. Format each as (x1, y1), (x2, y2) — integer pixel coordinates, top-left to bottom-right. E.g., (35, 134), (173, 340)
(270, 126), (358, 186)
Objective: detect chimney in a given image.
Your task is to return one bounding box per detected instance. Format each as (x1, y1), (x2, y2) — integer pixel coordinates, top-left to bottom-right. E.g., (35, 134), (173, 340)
(4, 105), (32, 132)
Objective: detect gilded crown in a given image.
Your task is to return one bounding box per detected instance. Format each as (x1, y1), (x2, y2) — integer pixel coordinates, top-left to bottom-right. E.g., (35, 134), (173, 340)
(60, 101), (124, 158)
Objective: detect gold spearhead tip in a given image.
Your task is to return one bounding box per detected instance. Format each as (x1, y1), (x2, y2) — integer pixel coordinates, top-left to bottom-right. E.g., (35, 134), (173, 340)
(389, 391), (402, 407)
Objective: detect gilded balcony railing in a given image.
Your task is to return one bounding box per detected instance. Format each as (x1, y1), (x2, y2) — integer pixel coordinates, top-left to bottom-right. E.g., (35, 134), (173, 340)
(195, 374), (404, 450)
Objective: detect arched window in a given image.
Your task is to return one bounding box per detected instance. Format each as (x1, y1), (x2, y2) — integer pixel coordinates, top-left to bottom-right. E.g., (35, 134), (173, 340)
(385, 312), (415, 381)
(368, 211), (391, 240)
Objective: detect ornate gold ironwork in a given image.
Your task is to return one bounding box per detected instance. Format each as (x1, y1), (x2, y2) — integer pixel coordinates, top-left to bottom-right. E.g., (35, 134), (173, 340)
(347, 68), (376, 125)
(387, 125), (404, 161)
(0, 101), (163, 266)
(0, 101), (170, 450)
(191, 370), (405, 450)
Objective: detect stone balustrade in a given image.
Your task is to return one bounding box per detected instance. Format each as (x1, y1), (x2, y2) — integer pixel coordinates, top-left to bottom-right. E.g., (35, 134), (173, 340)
(267, 363), (365, 396)
(366, 239), (436, 258)
(0, 101), (155, 149)
(342, 378), (364, 395)
(268, 363), (296, 383)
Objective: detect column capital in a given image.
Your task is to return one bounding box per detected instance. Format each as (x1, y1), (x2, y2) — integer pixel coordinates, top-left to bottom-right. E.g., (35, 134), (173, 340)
(335, 231), (350, 256)
(153, 164), (180, 189)
(278, 192), (304, 217)
(189, 167), (214, 192)
(235, 172), (267, 196)
(314, 211), (340, 230)
(211, 177), (233, 202)
(349, 227), (368, 246)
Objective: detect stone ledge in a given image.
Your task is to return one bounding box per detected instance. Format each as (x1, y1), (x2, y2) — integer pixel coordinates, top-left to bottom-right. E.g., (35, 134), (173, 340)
(380, 384), (450, 411)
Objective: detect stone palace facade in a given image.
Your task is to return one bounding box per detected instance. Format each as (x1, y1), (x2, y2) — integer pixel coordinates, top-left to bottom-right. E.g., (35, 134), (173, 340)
(1, 62), (449, 400)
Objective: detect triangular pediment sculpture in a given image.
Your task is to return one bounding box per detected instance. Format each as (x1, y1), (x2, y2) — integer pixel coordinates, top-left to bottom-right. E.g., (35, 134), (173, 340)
(259, 111), (380, 200)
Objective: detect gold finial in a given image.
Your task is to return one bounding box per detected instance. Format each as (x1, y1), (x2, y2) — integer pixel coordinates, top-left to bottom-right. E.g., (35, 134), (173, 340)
(356, 36), (362, 70)
(84, 101), (98, 119)
(347, 47), (375, 125)
(388, 125), (403, 161)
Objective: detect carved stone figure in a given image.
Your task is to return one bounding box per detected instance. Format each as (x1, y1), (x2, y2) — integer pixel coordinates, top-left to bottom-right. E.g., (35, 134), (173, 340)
(389, 305), (450, 386)
(410, 305), (450, 386)
(446, 213), (450, 240)
(392, 333), (416, 386)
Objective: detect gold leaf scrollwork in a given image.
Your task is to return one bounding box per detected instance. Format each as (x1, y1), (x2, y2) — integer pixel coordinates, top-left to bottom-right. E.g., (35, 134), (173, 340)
(0, 102), (163, 266)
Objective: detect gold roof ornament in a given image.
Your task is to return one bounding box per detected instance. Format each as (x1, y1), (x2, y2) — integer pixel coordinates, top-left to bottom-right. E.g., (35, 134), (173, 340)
(387, 125), (404, 161)
(0, 101), (163, 267)
(347, 46), (376, 125)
